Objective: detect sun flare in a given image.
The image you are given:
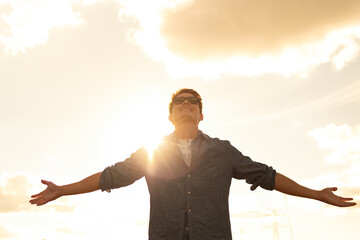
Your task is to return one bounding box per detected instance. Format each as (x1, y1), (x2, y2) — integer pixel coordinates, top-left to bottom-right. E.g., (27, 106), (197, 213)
(145, 139), (162, 161)
(119, 93), (173, 160)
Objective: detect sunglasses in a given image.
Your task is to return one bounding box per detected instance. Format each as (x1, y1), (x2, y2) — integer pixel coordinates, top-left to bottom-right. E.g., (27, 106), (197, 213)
(173, 97), (200, 105)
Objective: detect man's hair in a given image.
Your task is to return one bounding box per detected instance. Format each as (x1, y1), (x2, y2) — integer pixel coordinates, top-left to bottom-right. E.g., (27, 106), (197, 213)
(169, 88), (203, 114)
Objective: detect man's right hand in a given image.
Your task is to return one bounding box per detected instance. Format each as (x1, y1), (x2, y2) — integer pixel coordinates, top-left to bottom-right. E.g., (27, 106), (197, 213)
(29, 180), (62, 206)
(29, 172), (102, 206)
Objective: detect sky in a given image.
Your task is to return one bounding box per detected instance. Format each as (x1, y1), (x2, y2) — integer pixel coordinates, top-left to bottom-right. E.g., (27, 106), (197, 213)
(1, 0), (360, 239)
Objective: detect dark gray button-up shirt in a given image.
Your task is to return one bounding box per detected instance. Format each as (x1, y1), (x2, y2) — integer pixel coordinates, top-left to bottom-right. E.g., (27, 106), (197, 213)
(100, 131), (276, 240)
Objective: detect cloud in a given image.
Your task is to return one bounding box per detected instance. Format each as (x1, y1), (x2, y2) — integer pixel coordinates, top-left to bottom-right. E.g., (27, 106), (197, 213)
(161, 0), (360, 58)
(119, 0), (360, 78)
(221, 80), (360, 126)
(300, 173), (360, 213)
(0, 225), (16, 238)
(51, 202), (76, 213)
(308, 124), (360, 164)
(339, 186), (360, 197)
(303, 124), (360, 208)
(302, 172), (360, 193)
(0, 173), (33, 213)
(0, 0), (85, 54)
(1, 0), (360, 78)
(0, 2), (11, 36)
(55, 227), (77, 235)
(0, 173), (76, 213)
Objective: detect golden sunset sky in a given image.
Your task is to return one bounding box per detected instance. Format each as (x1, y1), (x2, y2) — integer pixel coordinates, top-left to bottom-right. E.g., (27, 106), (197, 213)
(1, 0), (360, 239)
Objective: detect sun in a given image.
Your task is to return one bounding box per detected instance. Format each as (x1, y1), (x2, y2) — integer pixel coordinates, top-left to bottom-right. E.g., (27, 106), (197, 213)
(139, 103), (172, 161)
(120, 93), (173, 160)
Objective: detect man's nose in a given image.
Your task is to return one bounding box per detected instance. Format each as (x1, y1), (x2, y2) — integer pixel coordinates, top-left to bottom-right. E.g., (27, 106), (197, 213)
(182, 99), (191, 105)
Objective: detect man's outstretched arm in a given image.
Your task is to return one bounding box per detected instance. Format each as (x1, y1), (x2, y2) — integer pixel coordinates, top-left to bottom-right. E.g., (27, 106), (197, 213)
(29, 172), (102, 206)
(274, 172), (356, 207)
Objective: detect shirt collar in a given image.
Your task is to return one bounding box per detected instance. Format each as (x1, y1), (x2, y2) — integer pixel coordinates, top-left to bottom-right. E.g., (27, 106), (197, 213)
(164, 130), (206, 142)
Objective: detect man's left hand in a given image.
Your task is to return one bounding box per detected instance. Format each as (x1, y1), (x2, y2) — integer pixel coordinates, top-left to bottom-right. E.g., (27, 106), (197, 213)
(319, 187), (357, 207)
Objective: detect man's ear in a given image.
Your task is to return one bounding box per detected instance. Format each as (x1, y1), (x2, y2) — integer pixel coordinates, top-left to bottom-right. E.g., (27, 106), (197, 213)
(168, 114), (173, 123)
(199, 113), (204, 121)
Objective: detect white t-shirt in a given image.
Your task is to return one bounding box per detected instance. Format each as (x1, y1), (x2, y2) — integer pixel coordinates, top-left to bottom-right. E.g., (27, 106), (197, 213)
(177, 139), (193, 167)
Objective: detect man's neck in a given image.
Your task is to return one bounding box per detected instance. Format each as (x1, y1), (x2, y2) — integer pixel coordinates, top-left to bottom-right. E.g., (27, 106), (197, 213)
(174, 123), (199, 140)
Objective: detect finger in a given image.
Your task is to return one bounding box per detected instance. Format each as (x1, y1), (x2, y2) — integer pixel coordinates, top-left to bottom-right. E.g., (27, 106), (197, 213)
(29, 197), (42, 205)
(36, 200), (49, 206)
(41, 180), (52, 186)
(31, 192), (44, 198)
(31, 198), (49, 206)
(338, 199), (357, 207)
(31, 180), (52, 198)
(340, 197), (354, 201)
(31, 188), (47, 198)
(342, 202), (357, 207)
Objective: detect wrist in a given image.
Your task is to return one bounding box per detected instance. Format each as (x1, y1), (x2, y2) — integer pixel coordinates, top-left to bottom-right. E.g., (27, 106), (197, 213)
(58, 185), (66, 197)
(314, 189), (322, 201)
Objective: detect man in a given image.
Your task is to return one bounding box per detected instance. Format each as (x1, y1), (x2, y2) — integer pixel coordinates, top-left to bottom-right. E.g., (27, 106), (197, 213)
(30, 88), (356, 240)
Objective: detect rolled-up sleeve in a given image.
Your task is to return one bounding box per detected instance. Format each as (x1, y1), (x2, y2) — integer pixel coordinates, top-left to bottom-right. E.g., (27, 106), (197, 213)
(230, 144), (276, 191)
(100, 147), (148, 192)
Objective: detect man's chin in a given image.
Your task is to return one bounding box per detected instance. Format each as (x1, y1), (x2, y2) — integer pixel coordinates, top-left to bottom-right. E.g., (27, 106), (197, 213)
(175, 116), (197, 124)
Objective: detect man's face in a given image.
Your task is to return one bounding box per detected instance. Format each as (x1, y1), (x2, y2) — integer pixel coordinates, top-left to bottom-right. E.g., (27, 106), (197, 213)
(169, 92), (203, 125)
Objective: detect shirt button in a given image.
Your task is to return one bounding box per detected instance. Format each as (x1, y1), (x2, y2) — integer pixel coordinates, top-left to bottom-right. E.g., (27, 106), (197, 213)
(187, 174), (191, 178)
(188, 208), (192, 212)
(187, 191), (191, 195)
(186, 227), (189, 231)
